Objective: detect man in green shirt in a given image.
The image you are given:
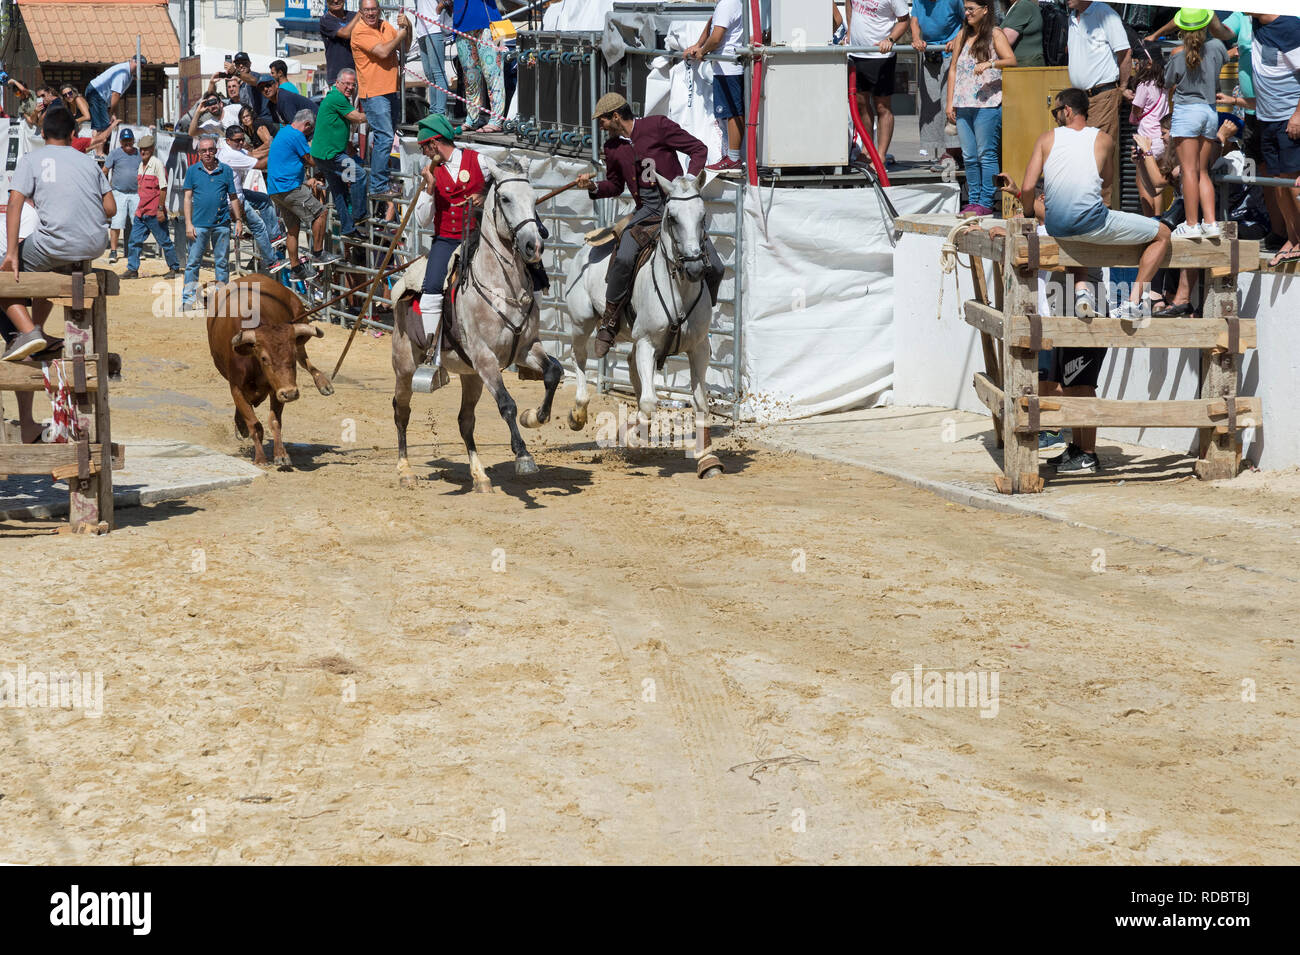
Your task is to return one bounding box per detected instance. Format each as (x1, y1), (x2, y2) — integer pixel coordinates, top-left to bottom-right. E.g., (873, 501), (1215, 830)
(1000, 0), (1045, 66)
(309, 67), (369, 235)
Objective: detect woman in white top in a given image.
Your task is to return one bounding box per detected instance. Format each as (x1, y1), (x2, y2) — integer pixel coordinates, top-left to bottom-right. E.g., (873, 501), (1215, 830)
(945, 0), (1017, 215)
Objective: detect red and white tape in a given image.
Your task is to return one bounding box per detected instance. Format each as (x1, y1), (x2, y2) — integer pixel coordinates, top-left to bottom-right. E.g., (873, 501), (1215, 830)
(401, 6), (507, 54)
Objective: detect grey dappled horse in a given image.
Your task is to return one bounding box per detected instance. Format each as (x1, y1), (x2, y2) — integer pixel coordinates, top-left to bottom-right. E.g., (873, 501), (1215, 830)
(391, 155), (563, 491)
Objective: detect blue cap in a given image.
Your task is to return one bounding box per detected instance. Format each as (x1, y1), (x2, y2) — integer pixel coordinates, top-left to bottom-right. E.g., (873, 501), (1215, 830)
(256, 73), (275, 86)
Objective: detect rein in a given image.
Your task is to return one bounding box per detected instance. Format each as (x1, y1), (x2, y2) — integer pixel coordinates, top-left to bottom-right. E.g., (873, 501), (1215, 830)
(462, 173), (540, 362)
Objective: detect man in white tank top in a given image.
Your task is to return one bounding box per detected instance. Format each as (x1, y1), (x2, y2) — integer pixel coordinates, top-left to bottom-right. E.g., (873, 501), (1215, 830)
(1005, 88), (1173, 474)
(1018, 87), (1172, 322)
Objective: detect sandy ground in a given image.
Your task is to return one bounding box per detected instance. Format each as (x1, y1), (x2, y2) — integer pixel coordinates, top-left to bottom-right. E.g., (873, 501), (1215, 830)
(1, 263), (1297, 865)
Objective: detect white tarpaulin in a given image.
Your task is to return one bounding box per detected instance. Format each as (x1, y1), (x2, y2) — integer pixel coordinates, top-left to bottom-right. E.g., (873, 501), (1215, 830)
(542, 0), (617, 31)
(739, 182), (960, 421)
(644, 21), (725, 165)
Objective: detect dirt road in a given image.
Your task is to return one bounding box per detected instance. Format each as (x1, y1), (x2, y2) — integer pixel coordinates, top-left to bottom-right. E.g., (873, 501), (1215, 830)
(1, 272), (1296, 864)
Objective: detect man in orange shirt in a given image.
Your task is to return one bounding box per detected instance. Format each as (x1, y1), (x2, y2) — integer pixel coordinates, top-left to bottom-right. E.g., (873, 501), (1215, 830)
(351, 0), (411, 199)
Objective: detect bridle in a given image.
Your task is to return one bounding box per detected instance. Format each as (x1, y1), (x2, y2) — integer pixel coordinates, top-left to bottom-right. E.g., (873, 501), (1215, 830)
(660, 192), (708, 278)
(651, 189), (707, 363)
(487, 175), (543, 249)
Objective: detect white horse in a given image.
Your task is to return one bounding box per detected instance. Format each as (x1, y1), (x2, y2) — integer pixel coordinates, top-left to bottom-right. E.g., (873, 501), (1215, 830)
(390, 155), (563, 492)
(563, 171), (723, 478)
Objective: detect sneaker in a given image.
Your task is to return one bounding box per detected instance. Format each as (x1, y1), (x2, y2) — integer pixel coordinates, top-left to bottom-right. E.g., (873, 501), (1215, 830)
(267, 258), (290, 274)
(107, 251), (118, 263)
(1051, 443), (1100, 473)
(121, 269), (139, 279)
(368, 187), (401, 200)
(1039, 430), (1067, 454)
(706, 157), (741, 172)
(970, 204), (994, 216)
(1074, 286), (1097, 318)
(1172, 222), (1203, 240)
(2, 328), (47, 362)
(290, 264), (312, 281)
(1200, 221), (1222, 239)
(271, 234), (288, 248)
(314, 251), (342, 267)
(1114, 298), (1153, 322)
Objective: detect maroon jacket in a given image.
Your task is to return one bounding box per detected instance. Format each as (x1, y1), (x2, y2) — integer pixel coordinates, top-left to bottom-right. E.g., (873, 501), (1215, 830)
(590, 115), (708, 208)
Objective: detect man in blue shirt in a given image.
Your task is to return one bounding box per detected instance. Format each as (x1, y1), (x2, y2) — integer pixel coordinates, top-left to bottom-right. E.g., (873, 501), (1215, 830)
(84, 55), (145, 155)
(267, 110), (338, 280)
(910, 0), (964, 171)
(181, 133), (245, 311)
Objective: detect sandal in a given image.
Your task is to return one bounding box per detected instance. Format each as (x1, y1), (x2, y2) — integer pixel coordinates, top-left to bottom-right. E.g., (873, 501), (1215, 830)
(1153, 302), (1193, 317)
(1268, 246), (1300, 268)
(479, 124), (502, 134)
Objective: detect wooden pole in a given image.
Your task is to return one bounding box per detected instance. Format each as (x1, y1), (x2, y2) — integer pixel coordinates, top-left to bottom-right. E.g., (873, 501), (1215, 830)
(331, 191), (422, 378)
(1195, 221), (1243, 480)
(997, 218), (1042, 494)
(297, 257), (423, 323)
(537, 180), (582, 205)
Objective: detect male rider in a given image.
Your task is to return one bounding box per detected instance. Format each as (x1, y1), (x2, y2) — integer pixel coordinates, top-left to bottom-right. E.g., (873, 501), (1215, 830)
(575, 93), (724, 358)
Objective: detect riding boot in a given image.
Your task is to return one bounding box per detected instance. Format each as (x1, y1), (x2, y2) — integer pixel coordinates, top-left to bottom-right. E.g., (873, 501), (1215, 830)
(593, 297), (624, 359)
(413, 293), (449, 392)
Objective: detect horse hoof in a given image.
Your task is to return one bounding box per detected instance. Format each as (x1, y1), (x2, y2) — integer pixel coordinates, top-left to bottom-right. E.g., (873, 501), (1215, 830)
(398, 473), (418, 490)
(473, 481), (494, 494)
(696, 454), (723, 479)
(274, 455), (293, 470)
(515, 454), (538, 476)
(567, 408), (587, 431)
(519, 408), (543, 429)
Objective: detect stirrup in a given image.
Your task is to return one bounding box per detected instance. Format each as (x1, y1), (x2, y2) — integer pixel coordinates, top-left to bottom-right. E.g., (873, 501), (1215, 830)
(412, 363), (450, 393)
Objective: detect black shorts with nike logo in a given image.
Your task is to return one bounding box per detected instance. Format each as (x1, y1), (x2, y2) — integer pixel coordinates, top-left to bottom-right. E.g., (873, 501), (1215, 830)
(1044, 347), (1105, 390)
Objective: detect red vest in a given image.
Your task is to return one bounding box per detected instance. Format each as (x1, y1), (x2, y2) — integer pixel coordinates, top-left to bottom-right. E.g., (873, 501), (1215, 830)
(434, 149), (487, 239)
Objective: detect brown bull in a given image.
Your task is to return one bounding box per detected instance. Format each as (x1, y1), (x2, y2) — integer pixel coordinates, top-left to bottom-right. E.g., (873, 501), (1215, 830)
(206, 273), (334, 467)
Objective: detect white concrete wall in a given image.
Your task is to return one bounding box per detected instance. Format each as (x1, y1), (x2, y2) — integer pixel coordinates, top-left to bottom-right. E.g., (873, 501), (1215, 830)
(894, 233), (1300, 470)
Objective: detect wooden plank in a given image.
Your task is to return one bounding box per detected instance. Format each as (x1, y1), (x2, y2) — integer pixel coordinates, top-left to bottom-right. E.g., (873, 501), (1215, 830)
(0, 441), (122, 476)
(963, 300), (1005, 338)
(1013, 396), (1261, 431)
(91, 276), (114, 528)
(0, 273), (101, 299)
(967, 262), (1005, 445)
(0, 360), (101, 392)
(952, 228), (1008, 265)
(1196, 273), (1244, 480)
(972, 372), (1005, 413)
(895, 213), (1009, 239)
(1004, 315), (1257, 350)
(1010, 233), (1260, 273)
(998, 218), (1041, 493)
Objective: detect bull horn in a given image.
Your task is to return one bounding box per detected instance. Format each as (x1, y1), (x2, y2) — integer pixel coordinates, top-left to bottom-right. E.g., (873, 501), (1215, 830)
(292, 323), (324, 339)
(230, 329), (257, 350)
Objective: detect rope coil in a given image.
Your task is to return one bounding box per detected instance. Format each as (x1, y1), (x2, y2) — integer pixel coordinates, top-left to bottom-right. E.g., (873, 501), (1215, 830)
(937, 215), (993, 321)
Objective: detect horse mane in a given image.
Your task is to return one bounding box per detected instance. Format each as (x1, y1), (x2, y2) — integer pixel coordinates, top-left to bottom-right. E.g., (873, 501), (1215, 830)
(458, 154), (529, 290)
